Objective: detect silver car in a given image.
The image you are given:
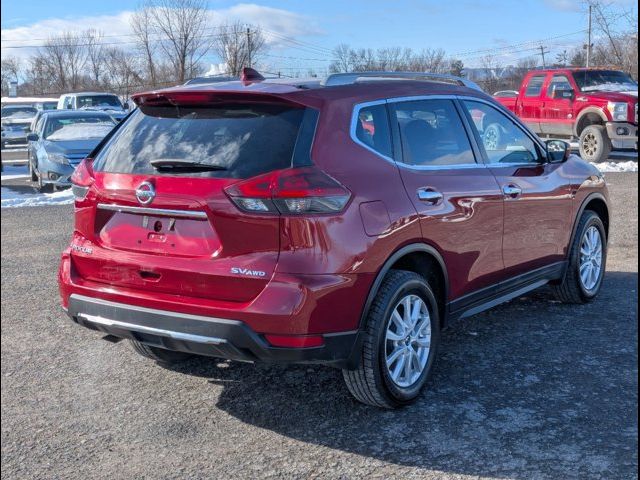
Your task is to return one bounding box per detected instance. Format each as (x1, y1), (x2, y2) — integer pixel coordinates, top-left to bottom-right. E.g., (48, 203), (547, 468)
(1, 105), (37, 148)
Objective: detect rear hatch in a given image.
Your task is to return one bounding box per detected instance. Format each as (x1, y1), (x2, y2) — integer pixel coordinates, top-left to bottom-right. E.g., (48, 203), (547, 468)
(72, 92), (315, 303)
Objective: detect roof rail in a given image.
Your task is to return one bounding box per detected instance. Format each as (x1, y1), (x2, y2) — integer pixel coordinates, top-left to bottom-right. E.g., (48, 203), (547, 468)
(321, 71), (483, 91)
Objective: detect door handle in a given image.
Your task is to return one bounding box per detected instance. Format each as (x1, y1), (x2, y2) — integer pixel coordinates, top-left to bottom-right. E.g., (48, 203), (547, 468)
(503, 184), (522, 198)
(417, 188), (443, 204)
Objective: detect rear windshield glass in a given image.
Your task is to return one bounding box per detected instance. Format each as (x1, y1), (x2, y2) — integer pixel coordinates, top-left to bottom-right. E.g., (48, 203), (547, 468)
(1, 106), (37, 119)
(78, 95), (122, 108)
(44, 116), (115, 140)
(93, 103), (311, 179)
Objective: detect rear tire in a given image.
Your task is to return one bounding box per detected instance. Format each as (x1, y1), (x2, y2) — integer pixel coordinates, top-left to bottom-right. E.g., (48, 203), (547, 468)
(342, 270), (440, 408)
(129, 339), (193, 365)
(552, 211), (607, 304)
(579, 125), (611, 163)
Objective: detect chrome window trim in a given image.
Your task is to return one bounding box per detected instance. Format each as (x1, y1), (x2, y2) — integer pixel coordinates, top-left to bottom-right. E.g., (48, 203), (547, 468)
(349, 99), (395, 163)
(97, 203), (208, 219)
(350, 94), (546, 171)
(397, 162), (488, 171)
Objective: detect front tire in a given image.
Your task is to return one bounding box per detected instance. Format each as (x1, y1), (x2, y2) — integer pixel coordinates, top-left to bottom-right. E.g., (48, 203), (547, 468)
(129, 339), (193, 365)
(342, 270), (440, 408)
(579, 125), (611, 163)
(29, 155), (38, 182)
(552, 211), (607, 303)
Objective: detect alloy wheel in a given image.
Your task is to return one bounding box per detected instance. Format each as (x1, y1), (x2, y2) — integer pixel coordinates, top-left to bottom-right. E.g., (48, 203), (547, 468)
(579, 226), (603, 291)
(582, 133), (598, 157)
(384, 294), (432, 388)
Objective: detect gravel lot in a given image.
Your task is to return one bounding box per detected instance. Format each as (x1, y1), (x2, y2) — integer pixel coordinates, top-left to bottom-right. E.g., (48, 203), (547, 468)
(1, 173), (637, 480)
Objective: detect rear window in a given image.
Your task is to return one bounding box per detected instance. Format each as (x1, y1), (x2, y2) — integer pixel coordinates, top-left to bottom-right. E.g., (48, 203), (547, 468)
(78, 95), (122, 108)
(93, 103), (315, 179)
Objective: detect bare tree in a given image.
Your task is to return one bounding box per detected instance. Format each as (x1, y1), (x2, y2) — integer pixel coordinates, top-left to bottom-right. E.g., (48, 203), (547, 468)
(212, 21), (266, 76)
(142, 0), (212, 83)
(131, 5), (158, 86)
(102, 47), (144, 98)
(555, 50), (569, 66)
(330, 44), (353, 73)
(330, 45), (455, 74)
(85, 29), (106, 87)
(1, 56), (21, 95)
(585, 0), (638, 76)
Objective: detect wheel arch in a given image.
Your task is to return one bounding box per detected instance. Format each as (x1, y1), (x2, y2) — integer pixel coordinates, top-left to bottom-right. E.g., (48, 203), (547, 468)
(568, 193), (610, 255)
(359, 243), (449, 331)
(574, 107), (608, 137)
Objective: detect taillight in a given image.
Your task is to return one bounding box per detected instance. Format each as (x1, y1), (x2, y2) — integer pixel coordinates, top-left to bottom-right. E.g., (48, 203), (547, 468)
(225, 167), (351, 215)
(70, 158), (94, 201)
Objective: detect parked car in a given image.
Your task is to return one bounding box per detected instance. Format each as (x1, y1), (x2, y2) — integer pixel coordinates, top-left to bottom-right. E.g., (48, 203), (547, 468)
(57, 92), (128, 121)
(1, 96), (59, 110)
(27, 110), (116, 192)
(1, 104), (37, 148)
(36, 100), (58, 111)
(493, 90), (519, 98)
(495, 68), (638, 163)
(60, 70), (610, 408)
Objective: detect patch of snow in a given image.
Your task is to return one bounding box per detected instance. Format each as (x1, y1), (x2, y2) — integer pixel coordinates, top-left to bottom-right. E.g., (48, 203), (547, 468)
(592, 160), (638, 173)
(1, 187), (73, 208)
(47, 122), (114, 141)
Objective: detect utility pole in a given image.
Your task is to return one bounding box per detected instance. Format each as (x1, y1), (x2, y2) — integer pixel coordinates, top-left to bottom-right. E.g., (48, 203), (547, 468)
(246, 27), (252, 68)
(586, 3), (592, 67)
(538, 45), (550, 68)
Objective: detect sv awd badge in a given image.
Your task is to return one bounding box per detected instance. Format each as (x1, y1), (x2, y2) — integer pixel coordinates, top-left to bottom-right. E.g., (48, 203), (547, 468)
(231, 267), (266, 277)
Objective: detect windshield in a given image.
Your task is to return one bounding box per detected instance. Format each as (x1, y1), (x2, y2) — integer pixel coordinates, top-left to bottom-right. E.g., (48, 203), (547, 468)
(574, 70), (638, 92)
(93, 103), (309, 179)
(1, 106), (37, 119)
(77, 95), (122, 109)
(44, 116), (115, 140)
(42, 102), (58, 110)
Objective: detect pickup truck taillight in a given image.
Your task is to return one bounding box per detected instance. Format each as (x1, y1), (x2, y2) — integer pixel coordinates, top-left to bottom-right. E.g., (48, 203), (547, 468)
(225, 167), (351, 215)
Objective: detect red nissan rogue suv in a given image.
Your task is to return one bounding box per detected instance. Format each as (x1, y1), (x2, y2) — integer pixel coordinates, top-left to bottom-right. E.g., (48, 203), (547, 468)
(59, 70), (610, 408)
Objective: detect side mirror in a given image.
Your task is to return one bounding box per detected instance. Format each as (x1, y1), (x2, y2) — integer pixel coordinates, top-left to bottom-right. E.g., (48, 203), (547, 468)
(26, 133), (39, 142)
(123, 103), (130, 111)
(553, 88), (575, 100)
(546, 139), (570, 163)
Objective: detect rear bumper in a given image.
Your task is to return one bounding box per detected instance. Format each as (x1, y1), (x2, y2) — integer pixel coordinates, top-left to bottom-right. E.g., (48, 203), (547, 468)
(66, 294), (362, 368)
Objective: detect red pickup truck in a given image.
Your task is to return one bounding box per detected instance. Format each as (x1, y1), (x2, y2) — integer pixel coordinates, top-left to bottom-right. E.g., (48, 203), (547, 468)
(495, 68), (638, 163)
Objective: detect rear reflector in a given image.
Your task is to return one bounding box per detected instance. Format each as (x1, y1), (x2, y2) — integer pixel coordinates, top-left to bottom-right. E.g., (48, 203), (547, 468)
(264, 334), (324, 348)
(225, 167), (351, 215)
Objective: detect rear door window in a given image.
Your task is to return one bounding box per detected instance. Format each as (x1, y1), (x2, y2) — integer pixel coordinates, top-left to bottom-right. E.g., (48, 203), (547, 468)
(393, 99), (476, 167)
(93, 103), (316, 179)
(524, 75), (546, 97)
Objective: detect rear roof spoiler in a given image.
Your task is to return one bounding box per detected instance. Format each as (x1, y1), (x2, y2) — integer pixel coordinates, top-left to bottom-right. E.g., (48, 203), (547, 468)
(321, 71), (483, 91)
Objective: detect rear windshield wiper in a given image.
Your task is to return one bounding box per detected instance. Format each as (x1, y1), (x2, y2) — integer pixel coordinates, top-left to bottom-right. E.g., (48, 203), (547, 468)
(150, 159), (227, 172)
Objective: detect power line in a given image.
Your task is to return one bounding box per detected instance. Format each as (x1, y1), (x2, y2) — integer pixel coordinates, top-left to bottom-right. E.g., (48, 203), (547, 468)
(452, 30), (587, 58)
